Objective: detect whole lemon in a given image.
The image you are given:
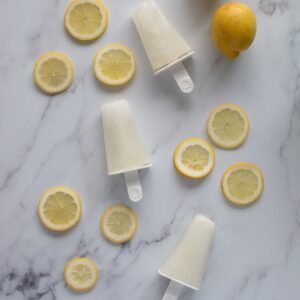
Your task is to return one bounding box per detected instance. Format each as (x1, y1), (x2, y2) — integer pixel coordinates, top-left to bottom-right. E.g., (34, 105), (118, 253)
(211, 2), (257, 59)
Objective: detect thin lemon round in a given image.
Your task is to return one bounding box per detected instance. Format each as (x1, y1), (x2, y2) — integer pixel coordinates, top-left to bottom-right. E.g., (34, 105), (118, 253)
(207, 103), (250, 149)
(173, 137), (215, 179)
(221, 162), (264, 206)
(64, 0), (109, 41)
(38, 186), (82, 232)
(34, 51), (74, 94)
(93, 43), (136, 86)
(64, 257), (99, 292)
(100, 204), (138, 243)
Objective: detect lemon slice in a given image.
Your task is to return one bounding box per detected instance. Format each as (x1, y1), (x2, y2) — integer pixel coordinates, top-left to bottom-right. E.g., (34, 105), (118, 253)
(207, 103), (250, 149)
(64, 257), (99, 292)
(173, 137), (215, 179)
(34, 51), (74, 94)
(221, 162), (264, 206)
(38, 186), (82, 232)
(93, 43), (136, 86)
(64, 0), (109, 41)
(100, 204), (138, 243)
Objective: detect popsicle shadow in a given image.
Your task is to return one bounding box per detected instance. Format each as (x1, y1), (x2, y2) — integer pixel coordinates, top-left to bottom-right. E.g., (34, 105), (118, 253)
(102, 171), (152, 207)
(181, 286), (198, 299)
(158, 277), (195, 300)
(156, 275), (171, 298)
(154, 64), (195, 106)
(105, 168), (152, 207)
(138, 167), (151, 181)
(97, 112), (106, 159)
(104, 173), (130, 203)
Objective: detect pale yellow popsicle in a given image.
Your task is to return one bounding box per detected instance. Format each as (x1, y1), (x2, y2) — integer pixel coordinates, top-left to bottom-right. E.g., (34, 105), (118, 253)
(132, 0), (193, 73)
(101, 100), (151, 175)
(159, 215), (215, 290)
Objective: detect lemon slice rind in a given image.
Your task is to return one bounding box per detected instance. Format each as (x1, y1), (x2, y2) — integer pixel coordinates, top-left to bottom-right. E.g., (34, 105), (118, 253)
(173, 137), (215, 179)
(221, 162), (264, 206)
(64, 0), (109, 41)
(93, 43), (136, 86)
(64, 257), (99, 292)
(38, 186), (82, 232)
(34, 51), (74, 94)
(100, 204), (138, 244)
(207, 103), (250, 149)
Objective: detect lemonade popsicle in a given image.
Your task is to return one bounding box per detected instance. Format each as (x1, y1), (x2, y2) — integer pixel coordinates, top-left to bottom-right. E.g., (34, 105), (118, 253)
(159, 215), (215, 299)
(132, 0), (194, 93)
(101, 100), (151, 201)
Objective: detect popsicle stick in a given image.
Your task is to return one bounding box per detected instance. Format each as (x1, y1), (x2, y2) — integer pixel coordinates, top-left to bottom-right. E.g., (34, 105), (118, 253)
(162, 280), (184, 300)
(124, 171), (143, 202)
(169, 62), (194, 94)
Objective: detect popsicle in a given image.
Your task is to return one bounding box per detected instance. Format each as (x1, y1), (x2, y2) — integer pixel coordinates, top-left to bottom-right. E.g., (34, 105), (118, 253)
(101, 100), (151, 202)
(132, 0), (194, 93)
(159, 215), (215, 299)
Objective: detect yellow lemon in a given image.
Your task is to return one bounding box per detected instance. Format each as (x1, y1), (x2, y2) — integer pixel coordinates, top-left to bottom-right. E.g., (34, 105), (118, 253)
(207, 103), (250, 149)
(38, 186), (82, 232)
(100, 204), (138, 243)
(34, 51), (74, 94)
(211, 2), (256, 59)
(221, 162), (264, 206)
(64, 257), (99, 292)
(173, 137), (215, 179)
(93, 43), (136, 86)
(64, 0), (109, 41)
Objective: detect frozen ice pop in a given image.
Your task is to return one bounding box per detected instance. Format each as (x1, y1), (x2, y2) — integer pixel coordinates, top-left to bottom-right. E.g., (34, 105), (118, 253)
(132, 0), (194, 93)
(159, 215), (215, 299)
(101, 100), (151, 201)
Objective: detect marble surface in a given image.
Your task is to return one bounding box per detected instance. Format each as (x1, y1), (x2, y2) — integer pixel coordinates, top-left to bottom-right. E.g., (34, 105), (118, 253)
(0, 0), (300, 299)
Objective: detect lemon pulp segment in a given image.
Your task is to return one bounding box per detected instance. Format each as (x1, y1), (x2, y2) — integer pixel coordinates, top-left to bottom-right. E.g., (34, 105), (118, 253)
(207, 103), (249, 149)
(100, 204), (138, 243)
(174, 137), (215, 179)
(222, 162), (264, 206)
(34, 51), (73, 94)
(70, 3), (102, 35)
(64, 257), (99, 292)
(228, 169), (258, 198)
(64, 0), (109, 41)
(181, 144), (209, 171)
(93, 43), (136, 86)
(38, 186), (81, 231)
(100, 50), (132, 79)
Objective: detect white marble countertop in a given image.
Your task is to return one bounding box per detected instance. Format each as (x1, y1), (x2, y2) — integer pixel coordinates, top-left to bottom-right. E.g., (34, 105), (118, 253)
(1, 0), (300, 299)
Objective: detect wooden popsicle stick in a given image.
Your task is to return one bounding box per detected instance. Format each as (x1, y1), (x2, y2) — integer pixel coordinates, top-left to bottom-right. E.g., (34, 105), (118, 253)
(162, 280), (184, 300)
(124, 170), (143, 202)
(169, 62), (194, 94)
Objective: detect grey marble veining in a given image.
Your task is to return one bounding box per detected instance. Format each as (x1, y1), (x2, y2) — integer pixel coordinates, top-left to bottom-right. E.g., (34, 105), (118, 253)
(0, 0), (300, 299)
